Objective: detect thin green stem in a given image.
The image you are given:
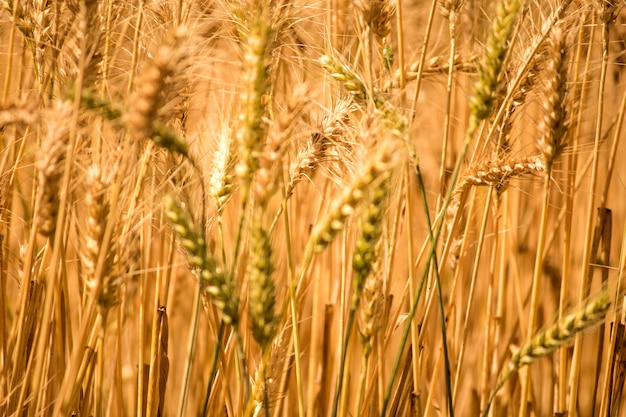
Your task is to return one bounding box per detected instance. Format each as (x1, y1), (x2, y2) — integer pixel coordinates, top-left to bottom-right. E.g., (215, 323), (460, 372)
(381, 119), (479, 417)
(202, 323), (225, 417)
(330, 304), (357, 417)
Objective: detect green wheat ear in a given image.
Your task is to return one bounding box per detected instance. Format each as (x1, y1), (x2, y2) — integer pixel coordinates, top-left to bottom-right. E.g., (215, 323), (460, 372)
(164, 195), (239, 326)
(248, 223), (277, 349)
(469, 0), (524, 121)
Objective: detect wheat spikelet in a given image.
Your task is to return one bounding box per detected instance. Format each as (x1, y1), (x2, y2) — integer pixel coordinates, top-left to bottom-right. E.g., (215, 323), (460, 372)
(598, 0), (618, 24)
(164, 195), (239, 325)
(287, 132), (330, 198)
(286, 101), (351, 197)
(113, 214), (141, 299)
(320, 53), (407, 140)
(355, 0), (395, 41)
(386, 54), (478, 90)
(0, 102), (39, 128)
(513, 290), (609, 374)
(438, 0), (463, 19)
(250, 326), (288, 416)
(320, 54), (369, 102)
(514, 291), (609, 366)
(509, 47), (546, 110)
(76, 89), (124, 123)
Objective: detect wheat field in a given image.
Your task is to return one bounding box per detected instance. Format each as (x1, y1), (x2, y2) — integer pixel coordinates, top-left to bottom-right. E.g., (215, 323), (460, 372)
(1, 0), (626, 416)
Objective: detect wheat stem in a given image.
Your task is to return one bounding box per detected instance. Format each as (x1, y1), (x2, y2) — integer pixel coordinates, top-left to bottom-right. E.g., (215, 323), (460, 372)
(568, 4), (615, 412)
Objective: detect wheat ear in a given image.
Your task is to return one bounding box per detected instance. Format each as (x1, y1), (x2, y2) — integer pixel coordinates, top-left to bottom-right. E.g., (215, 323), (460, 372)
(235, 4), (273, 194)
(469, 0), (525, 121)
(482, 290), (611, 417)
(331, 128), (393, 417)
(127, 27), (189, 158)
(36, 101), (71, 237)
(247, 223), (278, 349)
(307, 137), (398, 257)
(164, 195), (239, 325)
(537, 25), (568, 167)
(209, 127), (236, 212)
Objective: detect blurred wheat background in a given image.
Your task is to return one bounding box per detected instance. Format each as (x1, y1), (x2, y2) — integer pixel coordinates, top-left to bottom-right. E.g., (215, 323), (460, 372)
(1, 0), (626, 416)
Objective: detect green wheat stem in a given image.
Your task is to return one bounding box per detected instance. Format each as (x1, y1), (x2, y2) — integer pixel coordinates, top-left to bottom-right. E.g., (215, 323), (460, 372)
(330, 306), (357, 417)
(381, 156), (457, 417)
(201, 322), (225, 417)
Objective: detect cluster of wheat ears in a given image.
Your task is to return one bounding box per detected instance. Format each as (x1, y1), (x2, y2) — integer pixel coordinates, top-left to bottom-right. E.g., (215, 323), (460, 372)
(1, 0), (626, 416)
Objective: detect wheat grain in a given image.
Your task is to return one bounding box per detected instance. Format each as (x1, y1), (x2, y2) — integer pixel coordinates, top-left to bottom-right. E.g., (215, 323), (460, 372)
(359, 251), (384, 357)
